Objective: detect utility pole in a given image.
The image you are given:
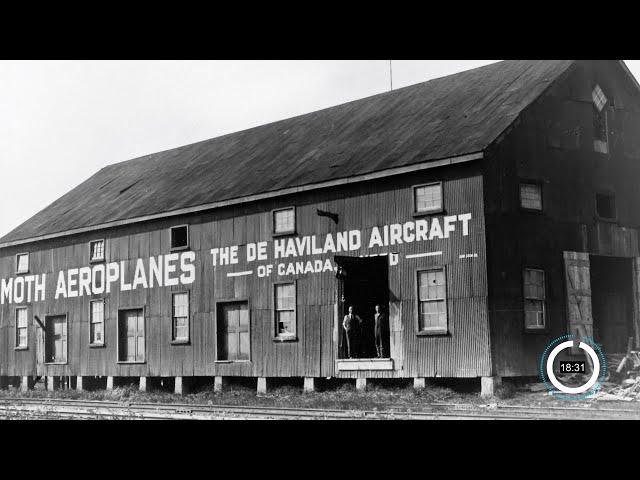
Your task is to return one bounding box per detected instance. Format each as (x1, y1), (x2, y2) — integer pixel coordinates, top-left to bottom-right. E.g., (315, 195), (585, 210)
(389, 60), (393, 91)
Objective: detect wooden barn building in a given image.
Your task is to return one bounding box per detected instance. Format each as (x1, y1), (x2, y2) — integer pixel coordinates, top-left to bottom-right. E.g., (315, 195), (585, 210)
(2, 59), (640, 396)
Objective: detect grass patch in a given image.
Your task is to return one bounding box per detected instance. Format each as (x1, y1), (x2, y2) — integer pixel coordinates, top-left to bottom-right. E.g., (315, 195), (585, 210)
(3, 376), (638, 412)
(493, 382), (517, 400)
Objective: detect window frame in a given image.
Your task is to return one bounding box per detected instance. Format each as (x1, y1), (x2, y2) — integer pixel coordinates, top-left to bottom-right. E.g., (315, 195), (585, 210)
(523, 267), (547, 333)
(170, 224), (190, 252)
(519, 180), (544, 213)
(272, 207), (296, 236)
(116, 306), (146, 364)
(273, 281), (297, 342)
(592, 84), (608, 112)
(44, 314), (69, 365)
(412, 182), (444, 217)
(89, 299), (106, 347)
(15, 306), (29, 350)
(595, 190), (617, 222)
(592, 84), (609, 154)
(214, 299), (252, 363)
(15, 253), (29, 274)
(171, 291), (190, 345)
(415, 266), (449, 336)
(89, 239), (106, 263)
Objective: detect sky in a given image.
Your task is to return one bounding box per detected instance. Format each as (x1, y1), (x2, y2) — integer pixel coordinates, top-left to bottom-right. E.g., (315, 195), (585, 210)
(1, 60), (639, 239)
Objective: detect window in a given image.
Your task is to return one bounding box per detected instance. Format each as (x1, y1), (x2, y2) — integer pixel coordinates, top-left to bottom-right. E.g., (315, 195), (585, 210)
(118, 309), (145, 362)
(273, 207), (295, 235)
(15, 307), (28, 348)
(90, 239), (105, 262)
(45, 315), (67, 363)
(172, 292), (189, 342)
(524, 268), (546, 330)
(217, 301), (250, 361)
(170, 225), (189, 250)
(417, 268), (447, 333)
(593, 84), (609, 153)
(274, 283), (296, 340)
(16, 253), (29, 274)
(90, 300), (105, 345)
(520, 183), (542, 211)
(592, 84), (608, 112)
(596, 192), (616, 220)
(414, 183), (443, 214)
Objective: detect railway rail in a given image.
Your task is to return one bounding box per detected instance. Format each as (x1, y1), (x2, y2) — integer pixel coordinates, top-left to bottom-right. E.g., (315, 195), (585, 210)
(1, 397), (639, 420)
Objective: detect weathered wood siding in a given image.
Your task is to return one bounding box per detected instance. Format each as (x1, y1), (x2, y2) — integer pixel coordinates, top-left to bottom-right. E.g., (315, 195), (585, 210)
(0, 164), (491, 379)
(484, 61), (640, 376)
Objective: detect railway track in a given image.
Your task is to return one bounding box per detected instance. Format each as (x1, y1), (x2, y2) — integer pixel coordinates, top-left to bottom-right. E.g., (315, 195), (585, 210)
(1, 397), (639, 420)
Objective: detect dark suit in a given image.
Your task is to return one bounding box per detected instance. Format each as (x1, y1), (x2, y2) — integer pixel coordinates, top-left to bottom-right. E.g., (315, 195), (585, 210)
(374, 312), (387, 358)
(343, 313), (362, 358)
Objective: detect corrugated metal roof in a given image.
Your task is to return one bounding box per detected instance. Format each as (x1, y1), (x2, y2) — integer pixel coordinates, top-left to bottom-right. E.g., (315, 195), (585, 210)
(0, 60), (574, 245)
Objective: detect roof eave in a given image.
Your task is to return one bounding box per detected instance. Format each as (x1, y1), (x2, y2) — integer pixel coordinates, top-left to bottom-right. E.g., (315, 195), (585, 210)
(0, 151), (484, 249)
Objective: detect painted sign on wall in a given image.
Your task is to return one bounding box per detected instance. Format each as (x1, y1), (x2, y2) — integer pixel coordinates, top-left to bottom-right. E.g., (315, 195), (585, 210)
(0, 213), (474, 305)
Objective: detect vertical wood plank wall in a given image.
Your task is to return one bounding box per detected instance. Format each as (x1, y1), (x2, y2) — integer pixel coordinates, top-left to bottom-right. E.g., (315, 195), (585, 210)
(484, 61), (640, 376)
(0, 164), (491, 379)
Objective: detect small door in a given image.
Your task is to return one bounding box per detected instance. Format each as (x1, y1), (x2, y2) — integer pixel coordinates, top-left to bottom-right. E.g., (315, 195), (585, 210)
(45, 315), (67, 363)
(119, 309), (145, 362)
(217, 302), (250, 361)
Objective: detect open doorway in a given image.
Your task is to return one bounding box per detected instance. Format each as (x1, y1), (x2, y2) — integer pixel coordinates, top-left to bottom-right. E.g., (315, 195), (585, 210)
(335, 255), (390, 360)
(590, 255), (635, 353)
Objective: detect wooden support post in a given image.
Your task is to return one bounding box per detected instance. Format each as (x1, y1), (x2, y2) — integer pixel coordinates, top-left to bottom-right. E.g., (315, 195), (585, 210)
(356, 378), (367, 391)
(139, 377), (147, 392)
(76, 376), (84, 391)
(414, 377), (426, 390)
(257, 377), (268, 394)
(481, 376), (501, 398)
(106, 376), (114, 391)
(303, 377), (315, 393)
(174, 376), (186, 395)
(214, 376), (227, 393)
(46, 376), (59, 392)
(21, 376), (34, 392)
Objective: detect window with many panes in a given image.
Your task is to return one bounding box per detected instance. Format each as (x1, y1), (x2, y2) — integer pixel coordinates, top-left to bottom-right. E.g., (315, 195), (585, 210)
(417, 268), (447, 333)
(414, 183), (443, 214)
(170, 225), (189, 250)
(16, 253), (29, 274)
(90, 239), (105, 262)
(274, 283), (296, 339)
(520, 183), (542, 211)
(273, 207), (295, 235)
(593, 84), (608, 112)
(592, 84), (609, 153)
(172, 292), (189, 342)
(90, 300), (105, 345)
(15, 307), (28, 348)
(524, 268), (546, 330)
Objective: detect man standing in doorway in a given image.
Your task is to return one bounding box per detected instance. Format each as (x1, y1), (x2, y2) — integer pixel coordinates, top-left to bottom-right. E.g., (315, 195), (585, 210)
(374, 304), (388, 358)
(343, 305), (362, 359)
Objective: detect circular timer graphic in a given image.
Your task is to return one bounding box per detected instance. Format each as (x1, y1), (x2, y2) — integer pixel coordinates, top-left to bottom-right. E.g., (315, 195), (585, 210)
(539, 335), (607, 400)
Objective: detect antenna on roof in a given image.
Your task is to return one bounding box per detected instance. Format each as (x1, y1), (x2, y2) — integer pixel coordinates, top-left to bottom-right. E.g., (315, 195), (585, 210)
(389, 60), (393, 91)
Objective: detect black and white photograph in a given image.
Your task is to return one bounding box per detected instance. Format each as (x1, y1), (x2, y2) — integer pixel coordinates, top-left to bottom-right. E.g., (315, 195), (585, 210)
(2, 59), (640, 421)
